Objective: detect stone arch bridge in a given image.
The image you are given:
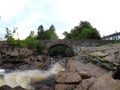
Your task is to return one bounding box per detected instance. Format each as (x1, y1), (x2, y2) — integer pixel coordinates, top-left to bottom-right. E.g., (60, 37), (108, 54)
(40, 39), (109, 54)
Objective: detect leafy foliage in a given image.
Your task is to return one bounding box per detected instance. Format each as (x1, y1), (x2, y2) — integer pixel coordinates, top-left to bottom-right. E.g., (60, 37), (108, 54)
(24, 31), (39, 49)
(37, 25), (45, 39)
(37, 24), (58, 39)
(5, 27), (18, 45)
(5, 29), (45, 53)
(18, 31), (45, 53)
(63, 21), (101, 39)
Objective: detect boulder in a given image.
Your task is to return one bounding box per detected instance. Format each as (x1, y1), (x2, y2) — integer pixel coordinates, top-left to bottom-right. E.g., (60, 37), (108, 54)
(75, 72), (120, 90)
(89, 72), (120, 90)
(55, 72), (82, 84)
(78, 71), (91, 79)
(34, 85), (53, 90)
(90, 51), (106, 57)
(66, 58), (109, 77)
(23, 55), (51, 69)
(74, 77), (96, 90)
(55, 84), (76, 90)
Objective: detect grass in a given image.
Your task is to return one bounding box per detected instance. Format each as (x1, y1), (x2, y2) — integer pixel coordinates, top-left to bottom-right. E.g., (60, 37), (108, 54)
(96, 40), (120, 46)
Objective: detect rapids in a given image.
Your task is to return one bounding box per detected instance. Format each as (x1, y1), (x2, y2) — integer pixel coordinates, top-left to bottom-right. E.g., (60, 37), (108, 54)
(0, 63), (65, 90)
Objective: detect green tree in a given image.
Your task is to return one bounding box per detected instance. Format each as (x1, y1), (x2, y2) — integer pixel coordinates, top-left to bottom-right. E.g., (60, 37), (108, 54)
(37, 25), (45, 39)
(49, 24), (55, 31)
(63, 21), (101, 39)
(47, 25), (58, 39)
(37, 24), (58, 39)
(5, 27), (18, 44)
(24, 31), (39, 50)
(63, 31), (72, 39)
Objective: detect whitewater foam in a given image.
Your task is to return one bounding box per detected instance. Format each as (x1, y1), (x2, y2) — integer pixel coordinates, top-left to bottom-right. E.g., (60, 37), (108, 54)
(0, 63), (65, 90)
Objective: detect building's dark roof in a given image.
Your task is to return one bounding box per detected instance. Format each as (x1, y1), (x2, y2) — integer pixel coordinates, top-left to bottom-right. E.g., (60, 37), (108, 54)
(102, 32), (120, 39)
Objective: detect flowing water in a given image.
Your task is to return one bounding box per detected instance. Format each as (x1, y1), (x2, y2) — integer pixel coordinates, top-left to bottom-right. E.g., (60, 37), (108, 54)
(0, 62), (65, 90)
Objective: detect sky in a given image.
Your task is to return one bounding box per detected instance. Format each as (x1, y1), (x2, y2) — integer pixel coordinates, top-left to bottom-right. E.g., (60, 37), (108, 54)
(0, 0), (120, 39)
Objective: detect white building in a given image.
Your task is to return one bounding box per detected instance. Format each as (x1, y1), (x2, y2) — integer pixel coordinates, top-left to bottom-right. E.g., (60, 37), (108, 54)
(102, 32), (120, 40)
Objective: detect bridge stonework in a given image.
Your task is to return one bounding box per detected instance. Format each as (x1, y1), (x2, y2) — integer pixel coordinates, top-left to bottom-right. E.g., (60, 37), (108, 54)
(40, 39), (109, 54)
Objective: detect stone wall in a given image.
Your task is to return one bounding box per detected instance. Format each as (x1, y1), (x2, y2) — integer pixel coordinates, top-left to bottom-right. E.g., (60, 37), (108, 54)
(0, 40), (114, 55)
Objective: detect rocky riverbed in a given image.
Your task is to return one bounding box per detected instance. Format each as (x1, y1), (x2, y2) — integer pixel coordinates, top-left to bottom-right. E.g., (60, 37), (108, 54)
(0, 42), (120, 90)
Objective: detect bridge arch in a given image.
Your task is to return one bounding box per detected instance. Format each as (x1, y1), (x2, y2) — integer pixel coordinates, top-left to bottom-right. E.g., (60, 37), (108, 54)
(48, 44), (74, 57)
(40, 39), (111, 55)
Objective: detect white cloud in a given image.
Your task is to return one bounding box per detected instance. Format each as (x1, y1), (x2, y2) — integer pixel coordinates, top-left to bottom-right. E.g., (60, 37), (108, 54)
(56, 0), (120, 36)
(0, 0), (27, 21)
(1, 0), (120, 39)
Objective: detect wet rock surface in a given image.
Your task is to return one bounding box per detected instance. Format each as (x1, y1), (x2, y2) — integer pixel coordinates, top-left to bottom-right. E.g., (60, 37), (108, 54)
(66, 57), (109, 77)
(31, 76), (55, 90)
(55, 84), (76, 90)
(82, 43), (120, 64)
(0, 42), (33, 58)
(74, 77), (96, 90)
(0, 55), (51, 70)
(55, 72), (82, 84)
(89, 72), (120, 90)
(55, 56), (120, 90)
(0, 85), (25, 90)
